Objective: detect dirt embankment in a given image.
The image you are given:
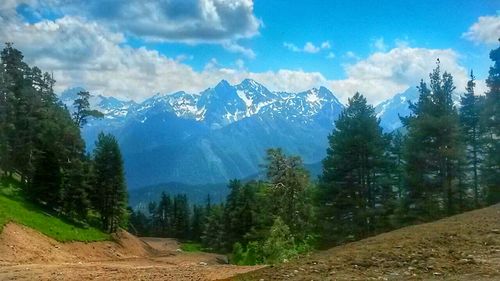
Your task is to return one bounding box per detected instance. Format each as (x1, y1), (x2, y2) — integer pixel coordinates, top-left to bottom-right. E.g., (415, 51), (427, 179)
(0, 223), (263, 281)
(233, 204), (500, 281)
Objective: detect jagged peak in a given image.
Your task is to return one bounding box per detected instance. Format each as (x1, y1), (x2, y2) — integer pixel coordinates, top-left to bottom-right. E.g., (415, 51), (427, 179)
(215, 79), (232, 89)
(239, 78), (261, 88)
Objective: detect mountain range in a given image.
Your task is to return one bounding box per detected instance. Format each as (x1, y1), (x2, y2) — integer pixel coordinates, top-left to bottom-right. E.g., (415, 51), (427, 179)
(60, 79), (421, 193)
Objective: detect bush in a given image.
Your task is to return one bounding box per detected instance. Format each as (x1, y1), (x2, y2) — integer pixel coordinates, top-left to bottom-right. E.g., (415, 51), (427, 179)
(230, 217), (316, 265)
(231, 242), (245, 265)
(262, 217), (295, 264)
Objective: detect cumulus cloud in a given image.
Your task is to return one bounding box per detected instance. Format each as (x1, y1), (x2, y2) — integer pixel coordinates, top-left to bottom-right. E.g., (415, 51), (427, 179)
(0, 12), (329, 100)
(463, 15), (500, 45)
(283, 41), (331, 54)
(321, 41), (331, 49)
(0, 2), (473, 105)
(4, 0), (261, 56)
(40, 0), (261, 42)
(222, 41), (256, 58)
(303, 42), (320, 53)
(330, 47), (469, 104)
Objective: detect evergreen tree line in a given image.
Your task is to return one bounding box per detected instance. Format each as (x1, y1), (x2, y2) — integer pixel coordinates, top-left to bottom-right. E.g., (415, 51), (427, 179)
(128, 148), (316, 264)
(129, 43), (499, 265)
(320, 45), (499, 245)
(129, 193), (191, 239)
(0, 43), (127, 233)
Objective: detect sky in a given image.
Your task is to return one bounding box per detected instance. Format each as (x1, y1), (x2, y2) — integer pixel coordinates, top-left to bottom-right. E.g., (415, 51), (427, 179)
(0, 0), (498, 104)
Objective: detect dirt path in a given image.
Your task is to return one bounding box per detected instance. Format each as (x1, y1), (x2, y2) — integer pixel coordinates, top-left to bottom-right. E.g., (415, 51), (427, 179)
(232, 204), (500, 281)
(0, 223), (263, 281)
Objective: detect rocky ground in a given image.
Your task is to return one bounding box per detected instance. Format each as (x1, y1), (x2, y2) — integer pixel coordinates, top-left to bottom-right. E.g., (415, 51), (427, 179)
(231, 204), (500, 281)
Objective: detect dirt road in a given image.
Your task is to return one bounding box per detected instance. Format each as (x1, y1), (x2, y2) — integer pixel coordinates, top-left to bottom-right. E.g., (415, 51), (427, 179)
(0, 223), (263, 281)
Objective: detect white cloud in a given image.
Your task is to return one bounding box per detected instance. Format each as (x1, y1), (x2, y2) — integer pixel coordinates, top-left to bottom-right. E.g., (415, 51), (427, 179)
(222, 41), (256, 58)
(175, 54), (194, 63)
(326, 52), (335, 59)
(303, 42), (320, 53)
(248, 70), (328, 93)
(42, 0), (262, 43)
(0, 14), (330, 100)
(0, 4), (472, 106)
(463, 15), (500, 45)
(330, 47), (468, 104)
(284, 41), (331, 54)
(4, 0), (261, 57)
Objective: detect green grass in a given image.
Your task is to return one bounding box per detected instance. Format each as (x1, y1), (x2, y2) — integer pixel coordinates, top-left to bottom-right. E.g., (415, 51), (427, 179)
(0, 178), (110, 242)
(181, 242), (204, 252)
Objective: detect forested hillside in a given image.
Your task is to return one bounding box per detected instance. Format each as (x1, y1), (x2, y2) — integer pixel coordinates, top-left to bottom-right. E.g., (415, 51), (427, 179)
(0, 44), (128, 234)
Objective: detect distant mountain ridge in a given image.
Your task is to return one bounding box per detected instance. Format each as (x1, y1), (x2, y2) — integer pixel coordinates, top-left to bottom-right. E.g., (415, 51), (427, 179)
(60, 79), (344, 188)
(62, 80), (445, 191)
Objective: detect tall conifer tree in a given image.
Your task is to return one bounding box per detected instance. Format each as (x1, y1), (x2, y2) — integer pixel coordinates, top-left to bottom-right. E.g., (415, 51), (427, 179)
(320, 92), (391, 243)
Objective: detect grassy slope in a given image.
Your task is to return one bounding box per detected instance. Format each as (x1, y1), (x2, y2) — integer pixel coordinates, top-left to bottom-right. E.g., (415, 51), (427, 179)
(0, 179), (109, 242)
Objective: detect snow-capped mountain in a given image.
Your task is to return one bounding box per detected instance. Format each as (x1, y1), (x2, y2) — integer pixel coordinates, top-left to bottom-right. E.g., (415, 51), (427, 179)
(375, 87), (419, 132)
(59, 80), (467, 192)
(59, 79), (345, 188)
(60, 87), (137, 122)
(375, 86), (463, 132)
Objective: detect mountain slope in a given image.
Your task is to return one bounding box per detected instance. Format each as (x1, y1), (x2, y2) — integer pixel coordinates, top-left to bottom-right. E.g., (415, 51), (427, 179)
(233, 204), (500, 281)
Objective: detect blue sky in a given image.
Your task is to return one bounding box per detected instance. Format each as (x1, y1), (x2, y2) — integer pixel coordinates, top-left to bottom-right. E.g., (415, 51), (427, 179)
(1, 0), (499, 104)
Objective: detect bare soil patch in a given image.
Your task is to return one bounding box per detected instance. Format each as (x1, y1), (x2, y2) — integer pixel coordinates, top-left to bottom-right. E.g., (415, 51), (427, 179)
(0, 223), (263, 280)
(231, 204), (500, 281)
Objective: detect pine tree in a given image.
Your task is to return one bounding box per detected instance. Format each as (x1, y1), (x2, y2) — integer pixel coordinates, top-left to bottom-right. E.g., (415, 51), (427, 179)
(1, 44), (36, 183)
(61, 158), (92, 220)
(320, 92), (392, 243)
(0, 61), (11, 176)
(147, 201), (160, 235)
(129, 208), (151, 236)
(481, 42), (500, 204)
(156, 192), (173, 236)
(92, 133), (128, 233)
(459, 71), (483, 207)
(172, 194), (190, 239)
(224, 180), (257, 248)
(191, 205), (205, 241)
(201, 204), (226, 252)
(389, 131), (405, 200)
(264, 148), (314, 240)
(402, 62), (464, 220)
(72, 90), (103, 128)
(31, 148), (62, 207)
